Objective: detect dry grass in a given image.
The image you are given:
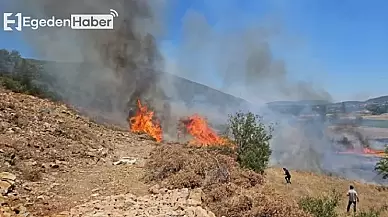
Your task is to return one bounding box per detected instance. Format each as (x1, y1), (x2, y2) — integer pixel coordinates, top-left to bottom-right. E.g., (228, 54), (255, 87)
(146, 144), (311, 217)
(265, 168), (388, 216)
(146, 144), (388, 216)
(362, 114), (388, 120)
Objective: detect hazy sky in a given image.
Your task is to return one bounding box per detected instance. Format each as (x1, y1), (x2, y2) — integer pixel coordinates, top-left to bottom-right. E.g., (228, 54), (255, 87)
(1, 0), (387, 102)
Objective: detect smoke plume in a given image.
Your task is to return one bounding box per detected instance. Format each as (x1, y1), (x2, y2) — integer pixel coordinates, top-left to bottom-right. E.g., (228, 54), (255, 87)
(164, 5), (386, 184)
(164, 9), (332, 103)
(10, 0), (168, 125)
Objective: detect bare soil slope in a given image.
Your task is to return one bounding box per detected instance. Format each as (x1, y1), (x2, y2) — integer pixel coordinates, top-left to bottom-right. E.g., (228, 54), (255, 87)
(0, 89), (155, 216)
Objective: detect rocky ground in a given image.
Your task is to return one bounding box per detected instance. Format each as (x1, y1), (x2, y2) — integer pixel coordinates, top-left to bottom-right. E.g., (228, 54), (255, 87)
(0, 89), (220, 217)
(58, 187), (215, 217)
(0, 89), (152, 216)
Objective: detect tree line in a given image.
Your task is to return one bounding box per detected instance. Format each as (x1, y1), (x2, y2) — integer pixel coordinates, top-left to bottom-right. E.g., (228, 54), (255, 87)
(0, 49), (59, 100)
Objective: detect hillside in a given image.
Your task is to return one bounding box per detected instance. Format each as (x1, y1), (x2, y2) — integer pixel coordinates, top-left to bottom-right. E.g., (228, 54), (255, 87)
(366, 96), (388, 104)
(0, 88), (387, 217)
(39, 60), (248, 111)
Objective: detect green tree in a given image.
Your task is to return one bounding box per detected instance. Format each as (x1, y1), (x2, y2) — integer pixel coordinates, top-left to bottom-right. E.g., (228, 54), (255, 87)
(226, 111), (273, 173)
(375, 145), (388, 179)
(0, 49), (22, 73)
(0, 49), (60, 101)
(366, 104), (388, 115)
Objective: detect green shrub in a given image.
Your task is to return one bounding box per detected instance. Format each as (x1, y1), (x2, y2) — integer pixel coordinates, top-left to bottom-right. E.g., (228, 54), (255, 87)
(353, 209), (382, 217)
(0, 76), (26, 93)
(226, 111), (273, 173)
(298, 190), (340, 217)
(0, 49), (61, 101)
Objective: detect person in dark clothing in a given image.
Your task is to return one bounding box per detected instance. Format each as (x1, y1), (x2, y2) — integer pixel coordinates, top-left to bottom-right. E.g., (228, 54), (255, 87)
(346, 185), (359, 213)
(283, 168), (291, 184)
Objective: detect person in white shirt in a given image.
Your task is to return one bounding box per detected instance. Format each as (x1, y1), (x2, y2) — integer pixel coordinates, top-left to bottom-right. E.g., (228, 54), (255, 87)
(346, 185), (359, 213)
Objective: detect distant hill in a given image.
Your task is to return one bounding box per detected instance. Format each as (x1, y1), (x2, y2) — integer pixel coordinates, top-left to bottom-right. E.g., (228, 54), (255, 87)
(10, 58), (388, 113)
(267, 100), (330, 107)
(36, 60), (249, 112)
(271, 96), (388, 108)
(366, 95), (388, 104)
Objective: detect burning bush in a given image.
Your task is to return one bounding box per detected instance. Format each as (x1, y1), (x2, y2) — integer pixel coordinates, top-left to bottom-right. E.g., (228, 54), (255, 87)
(129, 99), (162, 142)
(178, 114), (229, 146)
(226, 111), (273, 173)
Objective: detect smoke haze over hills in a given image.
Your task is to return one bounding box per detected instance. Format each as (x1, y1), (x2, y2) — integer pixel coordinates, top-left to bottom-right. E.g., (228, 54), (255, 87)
(6, 0), (387, 184)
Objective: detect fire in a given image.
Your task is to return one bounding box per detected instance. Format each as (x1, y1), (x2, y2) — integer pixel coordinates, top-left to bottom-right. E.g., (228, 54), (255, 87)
(362, 147), (385, 154)
(343, 147), (385, 154)
(129, 99), (162, 142)
(337, 147), (386, 157)
(179, 114), (227, 146)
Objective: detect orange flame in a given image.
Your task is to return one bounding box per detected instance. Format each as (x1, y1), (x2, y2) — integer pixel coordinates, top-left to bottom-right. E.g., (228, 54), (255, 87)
(362, 147), (385, 154)
(337, 147), (386, 157)
(179, 114), (227, 146)
(129, 99), (162, 142)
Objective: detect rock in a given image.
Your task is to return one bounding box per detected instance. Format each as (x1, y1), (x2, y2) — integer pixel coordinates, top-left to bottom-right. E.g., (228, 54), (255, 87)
(0, 181), (12, 194)
(188, 188), (203, 205)
(113, 157), (137, 165)
(187, 199), (201, 206)
(0, 172), (16, 181)
(50, 163), (59, 168)
(22, 183), (32, 191)
(64, 188), (215, 217)
(148, 184), (161, 194)
(0, 195), (7, 205)
(194, 206), (212, 217)
(5, 128), (14, 134)
(11, 204), (27, 213)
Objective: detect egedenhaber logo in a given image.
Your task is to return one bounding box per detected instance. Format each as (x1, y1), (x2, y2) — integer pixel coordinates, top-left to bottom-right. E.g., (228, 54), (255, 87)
(3, 9), (119, 31)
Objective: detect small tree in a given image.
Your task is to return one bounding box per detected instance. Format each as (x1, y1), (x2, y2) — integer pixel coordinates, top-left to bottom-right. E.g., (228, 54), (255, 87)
(375, 145), (388, 179)
(226, 111), (273, 173)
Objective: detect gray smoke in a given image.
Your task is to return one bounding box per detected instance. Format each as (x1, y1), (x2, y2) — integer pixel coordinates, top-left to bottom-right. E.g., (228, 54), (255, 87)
(164, 5), (333, 171)
(165, 9), (333, 103)
(164, 5), (386, 184)
(10, 0), (168, 125)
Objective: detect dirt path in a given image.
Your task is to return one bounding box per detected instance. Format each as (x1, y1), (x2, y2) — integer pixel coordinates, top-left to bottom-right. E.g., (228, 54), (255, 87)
(25, 135), (156, 216)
